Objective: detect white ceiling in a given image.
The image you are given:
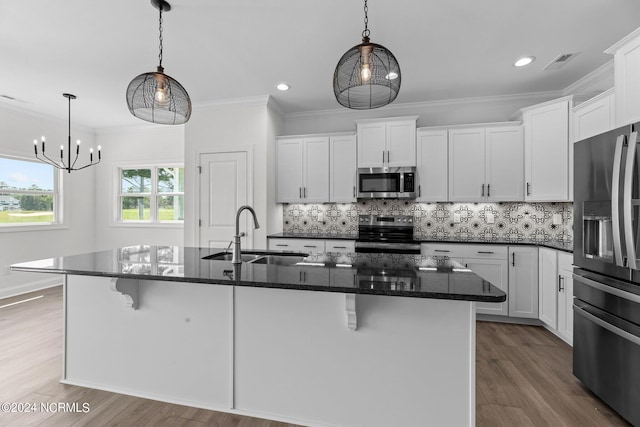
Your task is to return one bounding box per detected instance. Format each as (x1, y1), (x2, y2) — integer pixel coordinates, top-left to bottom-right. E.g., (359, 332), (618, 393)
(1, 0), (640, 130)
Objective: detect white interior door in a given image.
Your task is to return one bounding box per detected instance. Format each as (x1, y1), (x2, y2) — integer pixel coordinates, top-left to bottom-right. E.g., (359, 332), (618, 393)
(199, 151), (249, 250)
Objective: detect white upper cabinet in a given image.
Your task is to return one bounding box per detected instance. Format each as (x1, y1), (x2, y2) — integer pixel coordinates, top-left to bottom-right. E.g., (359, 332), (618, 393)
(448, 124), (523, 202)
(329, 134), (357, 203)
(416, 128), (448, 202)
(606, 27), (640, 127)
(572, 89), (616, 143)
(485, 126), (524, 201)
(449, 127), (486, 202)
(518, 97), (571, 202)
(276, 136), (329, 203)
(356, 116), (417, 168)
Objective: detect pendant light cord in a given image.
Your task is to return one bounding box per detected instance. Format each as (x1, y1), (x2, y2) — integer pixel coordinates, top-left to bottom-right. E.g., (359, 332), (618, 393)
(362, 0), (370, 39)
(158, 5), (164, 68)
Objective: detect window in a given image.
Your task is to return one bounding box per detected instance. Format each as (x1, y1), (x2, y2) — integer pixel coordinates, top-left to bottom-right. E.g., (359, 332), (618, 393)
(0, 156), (59, 226)
(119, 166), (184, 223)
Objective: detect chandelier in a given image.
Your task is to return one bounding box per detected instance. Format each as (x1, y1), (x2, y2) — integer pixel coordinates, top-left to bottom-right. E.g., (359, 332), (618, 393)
(333, 0), (401, 109)
(126, 0), (192, 125)
(33, 93), (101, 173)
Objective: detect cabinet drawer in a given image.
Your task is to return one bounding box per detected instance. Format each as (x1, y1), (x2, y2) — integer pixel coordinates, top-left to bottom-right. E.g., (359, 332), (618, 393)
(268, 238), (325, 253)
(421, 243), (506, 259)
(325, 240), (355, 253)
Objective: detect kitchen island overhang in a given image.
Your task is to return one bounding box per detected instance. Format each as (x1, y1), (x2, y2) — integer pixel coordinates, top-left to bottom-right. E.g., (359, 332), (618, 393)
(12, 246), (505, 427)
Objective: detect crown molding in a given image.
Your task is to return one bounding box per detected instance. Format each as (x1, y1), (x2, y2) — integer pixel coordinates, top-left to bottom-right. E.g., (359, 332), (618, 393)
(562, 59), (614, 96)
(0, 101), (95, 134)
(195, 95), (271, 109)
(283, 91), (565, 121)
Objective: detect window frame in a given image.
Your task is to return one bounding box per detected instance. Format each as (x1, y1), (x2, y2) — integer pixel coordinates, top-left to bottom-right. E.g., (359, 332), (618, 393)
(0, 154), (63, 231)
(116, 164), (184, 225)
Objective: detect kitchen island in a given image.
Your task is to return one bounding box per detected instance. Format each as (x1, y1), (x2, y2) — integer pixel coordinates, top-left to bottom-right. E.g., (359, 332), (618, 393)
(12, 245), (505, 427)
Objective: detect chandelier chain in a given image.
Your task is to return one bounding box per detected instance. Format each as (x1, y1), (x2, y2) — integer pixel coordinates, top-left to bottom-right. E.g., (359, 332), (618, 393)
(158, 6), (164, 68)
(362, 0), (370, 39)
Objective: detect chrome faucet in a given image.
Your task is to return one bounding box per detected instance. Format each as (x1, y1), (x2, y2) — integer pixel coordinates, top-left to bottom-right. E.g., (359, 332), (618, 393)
(232, 205), (260, 264)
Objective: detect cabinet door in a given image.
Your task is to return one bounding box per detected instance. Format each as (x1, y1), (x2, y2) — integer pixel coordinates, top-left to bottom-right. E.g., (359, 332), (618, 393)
(325, 240), (355, 253)
(508, 246), (539, 318)
(557, 252), (574, 345)
(386, 120), (417, 167)
(523, 99), (570, 201)
(466, 258), (509, 316)
(330, 135), (357, 202)
(611, 32), (640, 127)
(357, 122), (387, 167)
(572, 90), (615, 142)
(302, 137), (329, 202)
(276, 139), (303, 203)
(416, 129), (448, 202)
(268, 238), (325, 253)
(538, 248), (558, 329)
(485, 126), (524, 201)
(448, 128), (485, 202)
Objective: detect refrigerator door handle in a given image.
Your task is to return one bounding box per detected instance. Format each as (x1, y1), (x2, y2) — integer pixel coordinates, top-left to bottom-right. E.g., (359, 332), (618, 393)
(574, 304), (640, 346)
(623, 131), (638, 269)
(612, 134), (625, 267)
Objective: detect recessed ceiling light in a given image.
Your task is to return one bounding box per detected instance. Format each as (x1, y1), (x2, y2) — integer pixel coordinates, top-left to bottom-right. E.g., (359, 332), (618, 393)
(276, 83), (290, 91)
(514, 56), (535, 67)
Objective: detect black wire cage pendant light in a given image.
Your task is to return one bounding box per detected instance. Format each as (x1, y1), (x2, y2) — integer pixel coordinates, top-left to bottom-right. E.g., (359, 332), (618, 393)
(333, 0), (401, 110)
(126, 0), (192, 125)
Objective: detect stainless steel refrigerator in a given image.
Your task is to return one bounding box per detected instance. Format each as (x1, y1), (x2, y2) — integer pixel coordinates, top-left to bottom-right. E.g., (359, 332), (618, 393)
(574, 124), (640, 425)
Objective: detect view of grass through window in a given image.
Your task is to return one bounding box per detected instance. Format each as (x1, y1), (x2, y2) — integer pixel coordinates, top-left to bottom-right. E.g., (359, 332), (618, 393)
(0, 157), (56, 225)
(120, 167), (184, 222)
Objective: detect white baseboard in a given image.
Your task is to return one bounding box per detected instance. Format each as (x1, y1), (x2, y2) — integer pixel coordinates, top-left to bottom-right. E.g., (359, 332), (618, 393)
(0, 278), (62, 300)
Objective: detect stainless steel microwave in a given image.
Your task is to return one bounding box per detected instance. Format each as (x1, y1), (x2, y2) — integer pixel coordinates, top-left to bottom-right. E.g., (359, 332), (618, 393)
(356, 167), (417, 199)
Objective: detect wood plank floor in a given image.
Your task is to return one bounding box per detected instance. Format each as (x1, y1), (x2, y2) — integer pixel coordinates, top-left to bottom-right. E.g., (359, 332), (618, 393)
(0, 286), (632, 426)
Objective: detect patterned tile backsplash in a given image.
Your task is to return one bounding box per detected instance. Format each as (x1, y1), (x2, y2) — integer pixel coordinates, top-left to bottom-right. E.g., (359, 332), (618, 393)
(283, 201), (573, 244)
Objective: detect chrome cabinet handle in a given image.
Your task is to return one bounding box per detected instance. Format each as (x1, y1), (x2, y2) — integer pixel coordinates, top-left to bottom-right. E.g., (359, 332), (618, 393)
(418, 185), (421, 198)
(481, 184), (485, 197)
(612, 134), (625, 267)
(303, 245), (317, 248)
(382, 151), (385, 164)
(299, 187), (302, 198)
(275, 244), (289, 247)
(477, 251), (494, 254)
(624, 132), (638, 269)
(353, 186), (356, 197)
(434, 249), (450, 253)
(304, 187), (307, 198)
(526, 182), (531, 196)
(511, 253), (515, 267)
(487, 184), (490, 197)
(558, 274), (564, 292)
(387, 150), (390, 163)
(333, 246), (347, 249)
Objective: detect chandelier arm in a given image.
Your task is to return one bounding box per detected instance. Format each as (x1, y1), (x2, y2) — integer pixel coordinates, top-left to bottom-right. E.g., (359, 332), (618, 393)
(73, 159), (101, 171)
(34, 154), (60, 169)
(39, 153), (65, 170)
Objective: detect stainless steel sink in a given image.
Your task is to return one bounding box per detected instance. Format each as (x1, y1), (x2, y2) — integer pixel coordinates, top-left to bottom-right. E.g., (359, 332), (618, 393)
(203, 251), (307, 266)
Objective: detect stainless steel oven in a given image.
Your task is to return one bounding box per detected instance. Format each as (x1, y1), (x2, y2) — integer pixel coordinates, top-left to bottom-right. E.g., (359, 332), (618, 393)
(355, 215), (420, 254)
(357, 167), (416, 199)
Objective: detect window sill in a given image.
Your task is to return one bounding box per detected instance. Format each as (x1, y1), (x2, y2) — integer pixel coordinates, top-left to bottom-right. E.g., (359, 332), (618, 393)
(111, 222), (184, 229)
(0, 223), (69, 233)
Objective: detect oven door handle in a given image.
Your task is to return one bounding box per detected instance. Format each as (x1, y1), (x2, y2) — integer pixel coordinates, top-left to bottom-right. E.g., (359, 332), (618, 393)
(612, 134), (625, 267)
(624, 131), (639, 269)
(574, 304), (640, 346)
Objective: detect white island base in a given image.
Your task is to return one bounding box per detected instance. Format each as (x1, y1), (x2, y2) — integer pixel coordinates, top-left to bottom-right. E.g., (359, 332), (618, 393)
(63, 275), (476, 427)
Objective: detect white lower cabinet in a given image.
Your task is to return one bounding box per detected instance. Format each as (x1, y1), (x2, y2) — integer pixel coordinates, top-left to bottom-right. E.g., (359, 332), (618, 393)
(557, 252), (574, 345)
(325, 240), (355, 253)
(508, 246), (539, 318)
(268, 238), (325, 253)
(538, 248), (573, 345)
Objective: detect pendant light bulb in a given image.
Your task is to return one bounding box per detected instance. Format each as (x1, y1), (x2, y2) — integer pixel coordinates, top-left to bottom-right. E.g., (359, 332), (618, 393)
(360, 63), (372, 82)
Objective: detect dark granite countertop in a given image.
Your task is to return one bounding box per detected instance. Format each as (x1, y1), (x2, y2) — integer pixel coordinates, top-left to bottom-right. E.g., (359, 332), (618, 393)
(267, 233), (573, 253)
(11, 246), (506, 303)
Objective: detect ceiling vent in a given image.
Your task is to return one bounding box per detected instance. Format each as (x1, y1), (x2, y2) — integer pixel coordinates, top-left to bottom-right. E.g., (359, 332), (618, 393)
(542, 53), (579, 71)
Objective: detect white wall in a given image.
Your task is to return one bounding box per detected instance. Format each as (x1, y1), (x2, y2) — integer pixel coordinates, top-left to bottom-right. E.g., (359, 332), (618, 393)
(184, 97), (282, 249)
(0, 105), (96, 297)
(94, 125), (185, 250)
